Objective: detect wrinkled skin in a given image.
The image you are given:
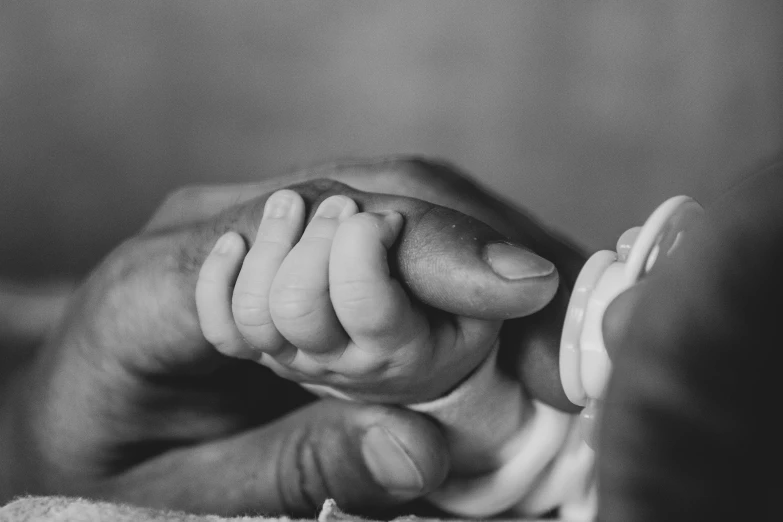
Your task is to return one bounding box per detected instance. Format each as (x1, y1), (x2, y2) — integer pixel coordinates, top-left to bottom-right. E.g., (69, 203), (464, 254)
(599, 161), (782, 521)
(0, 157), (584, 517)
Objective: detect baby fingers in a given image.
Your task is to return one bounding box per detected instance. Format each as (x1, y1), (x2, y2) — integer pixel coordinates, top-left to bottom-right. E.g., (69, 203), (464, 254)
(231, 190), (305, 361)
(195, 231), (251, 357)
(329, 211), (431, 374)
(269, 195), (358, 364)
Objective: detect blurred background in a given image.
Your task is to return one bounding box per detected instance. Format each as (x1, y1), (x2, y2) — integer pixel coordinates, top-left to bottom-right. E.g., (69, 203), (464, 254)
(1, 0), (781, 280)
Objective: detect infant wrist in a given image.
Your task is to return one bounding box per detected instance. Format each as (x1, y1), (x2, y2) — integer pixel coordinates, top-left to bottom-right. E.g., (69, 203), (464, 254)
(407, 342), (525, 476)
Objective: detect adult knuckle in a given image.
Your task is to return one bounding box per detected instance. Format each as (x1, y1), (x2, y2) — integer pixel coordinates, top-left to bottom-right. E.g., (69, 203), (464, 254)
(303, 178), (345, 195)
(288, 178), (353, 207)
(146, 186), (208, 229)
(162, 185), (199, 209)
(277, 428), (334, 514)
(92, 238), (152, 306)
(387, 155), (469, 186)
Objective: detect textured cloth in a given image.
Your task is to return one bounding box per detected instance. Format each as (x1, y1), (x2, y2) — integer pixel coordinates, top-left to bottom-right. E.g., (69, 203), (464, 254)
(0, 496), (291, 522)
(0, 498), (542, 522)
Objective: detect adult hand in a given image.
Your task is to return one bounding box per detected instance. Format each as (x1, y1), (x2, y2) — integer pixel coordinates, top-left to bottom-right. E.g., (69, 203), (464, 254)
(0, 157), (583, 517)
(598, 161), (782, 521)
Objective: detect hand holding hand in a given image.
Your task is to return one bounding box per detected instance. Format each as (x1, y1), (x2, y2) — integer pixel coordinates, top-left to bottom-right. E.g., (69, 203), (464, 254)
(0, 157), (582, 516)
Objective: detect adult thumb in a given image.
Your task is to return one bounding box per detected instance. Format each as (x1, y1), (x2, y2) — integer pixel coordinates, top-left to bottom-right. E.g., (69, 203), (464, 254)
(388, 199), (559, 320)
(108, 399), (450, 517)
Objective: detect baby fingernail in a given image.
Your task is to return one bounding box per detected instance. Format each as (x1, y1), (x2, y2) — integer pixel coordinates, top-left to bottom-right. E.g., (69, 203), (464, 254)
(213, 233), (236, 255)
(485, 242), (555, 280)
(362, 426), (425, 495)
(263, 190), (295, 219)
(380, 211), (404, 234)
(315, 195), (355, 219)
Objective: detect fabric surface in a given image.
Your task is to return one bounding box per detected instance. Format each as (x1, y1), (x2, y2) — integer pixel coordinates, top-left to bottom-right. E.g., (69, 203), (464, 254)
(0, 496), (290, 522)
(0, 497), (541, 522)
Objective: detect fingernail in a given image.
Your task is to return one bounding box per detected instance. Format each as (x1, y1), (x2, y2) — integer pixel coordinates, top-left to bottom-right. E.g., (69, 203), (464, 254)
(315, 195), (354, 219)
(263, 190), (294, 219)
(485, 242), (555, 280)
(362, 426), (424, 495)
(379, 211), (404, 235)
(213, 233), (235, 255)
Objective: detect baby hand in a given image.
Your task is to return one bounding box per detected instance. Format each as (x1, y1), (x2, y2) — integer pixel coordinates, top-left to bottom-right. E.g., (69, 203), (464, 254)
(195, 190), (501, 404)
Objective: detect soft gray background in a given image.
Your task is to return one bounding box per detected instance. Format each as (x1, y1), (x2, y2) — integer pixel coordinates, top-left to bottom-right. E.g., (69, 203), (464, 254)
(1, 0), (781, 279)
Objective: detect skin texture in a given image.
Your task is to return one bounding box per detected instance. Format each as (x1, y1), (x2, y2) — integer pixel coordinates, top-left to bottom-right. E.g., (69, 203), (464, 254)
(599, 161), (782, 521)
(0, 157), (584, 517)
(4, 157), (778, 521)
(195, 193), (509, 405)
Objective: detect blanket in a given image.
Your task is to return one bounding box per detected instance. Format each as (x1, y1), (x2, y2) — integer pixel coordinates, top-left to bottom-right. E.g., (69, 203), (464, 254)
(0, 498), (537, 522)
